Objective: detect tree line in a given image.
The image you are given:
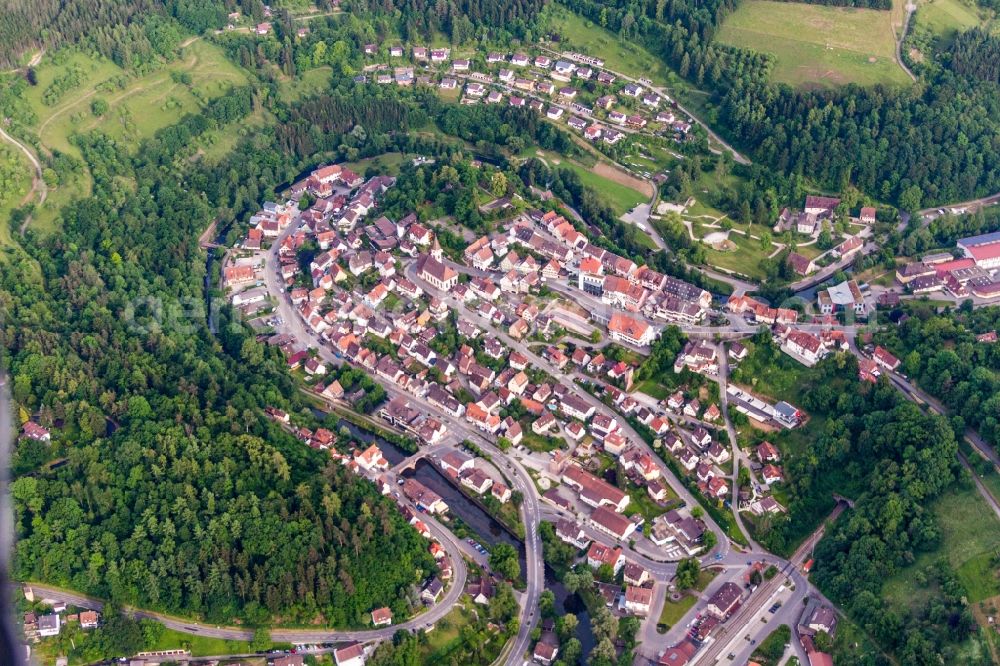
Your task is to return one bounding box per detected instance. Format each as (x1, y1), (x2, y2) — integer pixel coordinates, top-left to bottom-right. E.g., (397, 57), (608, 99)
(874, 304), (1000, 453)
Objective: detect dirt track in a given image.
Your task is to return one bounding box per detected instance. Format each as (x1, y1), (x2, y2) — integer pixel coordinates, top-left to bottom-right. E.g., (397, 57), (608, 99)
(592, 161), (655, 199)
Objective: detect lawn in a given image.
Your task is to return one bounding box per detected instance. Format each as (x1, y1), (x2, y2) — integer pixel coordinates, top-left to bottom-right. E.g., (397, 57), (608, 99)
(633, 379), (672, 401)
(658, 593), (697, 629)
(420, 604), (476, 661)
(625, 482), (678, 523)
(716, 0), (913, 88)
(694, 567), (719, 592)
(149, 627), (254, 657)
(529, 149), (649, 217)
(701, 231), (776, 281)
(521, 430), (564, 453)
(342, 151), (413, 176)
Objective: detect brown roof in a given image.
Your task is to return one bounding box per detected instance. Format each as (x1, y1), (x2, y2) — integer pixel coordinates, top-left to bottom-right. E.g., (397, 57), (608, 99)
(371, 607), (392, 624)
(625, 585), (652, 604)
(708, 582), (741, 614)
(334, 642), (364, 662)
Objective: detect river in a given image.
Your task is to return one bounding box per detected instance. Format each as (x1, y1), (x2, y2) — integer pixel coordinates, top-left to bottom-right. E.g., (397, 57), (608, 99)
(319, 411), (596, 654)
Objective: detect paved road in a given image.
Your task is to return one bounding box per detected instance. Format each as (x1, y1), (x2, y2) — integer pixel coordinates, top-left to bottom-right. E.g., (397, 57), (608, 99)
(260, 218), (544, 663)
(547, 48), (750, 165)
(913, 191), (1000, 228)
(716, 342), (759, 548)
(23, 488), (468, 645)
(405, 261), (733, 559)
(691, 266), (757, 297)
(692, 504), (839, 665)
(895, 3), (917, 83)
(0, 125), (47, 233)
(788, 239), (877, 294)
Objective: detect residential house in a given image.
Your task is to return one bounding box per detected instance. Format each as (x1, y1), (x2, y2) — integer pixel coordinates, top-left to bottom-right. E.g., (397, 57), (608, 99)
(586, 541), (624, 573)
(590, 506), (638, 540)
(625, 586), (653, 616)
(371, 607), (393, 627)
(334, 642), (366, 666)
(706, 582), (742, 619)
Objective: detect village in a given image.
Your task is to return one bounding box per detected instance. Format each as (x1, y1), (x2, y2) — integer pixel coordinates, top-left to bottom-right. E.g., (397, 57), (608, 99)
(341, 43), (695, 152)
(13, 83), (943, 666)
(196, 148), (896, 666)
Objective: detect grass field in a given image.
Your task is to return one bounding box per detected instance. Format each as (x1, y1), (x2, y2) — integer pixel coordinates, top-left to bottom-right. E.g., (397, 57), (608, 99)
(278, 65), (333, 102)
(883, 480), (1000, 610)
(149, 627), (255, 657)
(22, 40), (249, 235)
(545, 5), (672, 88)
(529, 149), (649, 217)
(730, 339), (821, 405)
(914, 0), (984, 39)
(716, 0), (912, 88)
(700, 230), (775, 281)
(342, 151), (413, 176)
(634, 379), (672, 401)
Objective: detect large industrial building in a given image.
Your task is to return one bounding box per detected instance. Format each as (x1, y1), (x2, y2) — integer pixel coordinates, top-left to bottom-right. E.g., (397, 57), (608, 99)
(958, 231), (1000, 270)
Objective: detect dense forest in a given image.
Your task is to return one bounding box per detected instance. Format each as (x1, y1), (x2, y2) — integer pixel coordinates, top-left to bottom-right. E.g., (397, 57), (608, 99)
(875, 304), (1000, 453)
(0, 0), (251, 68)
(946, 27), (1000, 84)
(732, 336), (976, 665)
(3, 80), (441, 627)
(352, 0), (544, 43)
(0, 0), (542, 70)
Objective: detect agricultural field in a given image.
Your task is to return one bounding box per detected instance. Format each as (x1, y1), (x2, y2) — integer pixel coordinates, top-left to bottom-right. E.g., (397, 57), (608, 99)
(716, 0), (913, 88)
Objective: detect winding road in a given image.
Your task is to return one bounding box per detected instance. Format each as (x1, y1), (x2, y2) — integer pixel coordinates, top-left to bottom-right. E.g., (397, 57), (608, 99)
(23, 497), (468, 645)
(0, 125), (46, 234)
(545, 47), (750, 165)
